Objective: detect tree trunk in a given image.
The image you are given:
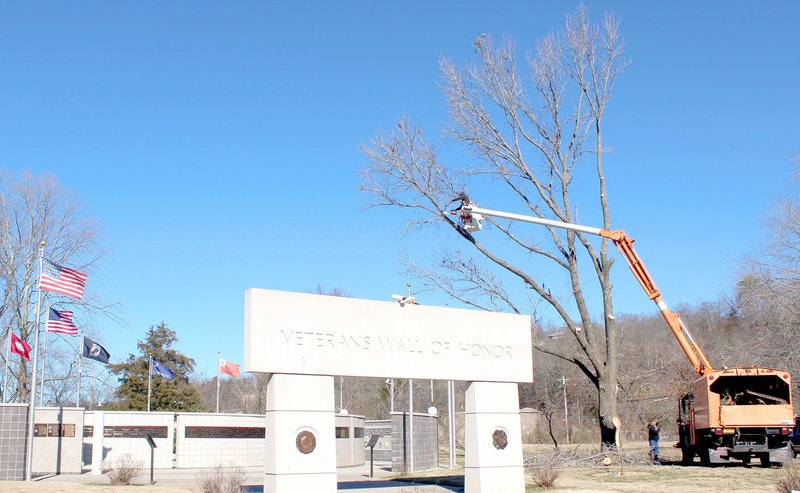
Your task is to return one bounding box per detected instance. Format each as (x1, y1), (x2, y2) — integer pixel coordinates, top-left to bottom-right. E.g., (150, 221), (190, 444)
(597, 373), (618, 449)
(544, 411), (559, 449)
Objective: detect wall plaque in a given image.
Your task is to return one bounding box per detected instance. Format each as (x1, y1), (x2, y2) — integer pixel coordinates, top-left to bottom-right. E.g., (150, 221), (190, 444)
(492, 428), (508, 450)
(61, 424), (76, 437)
(104, 426), (168, 439)
(185, 426), (265, 439)
(296, 430), (316, 454)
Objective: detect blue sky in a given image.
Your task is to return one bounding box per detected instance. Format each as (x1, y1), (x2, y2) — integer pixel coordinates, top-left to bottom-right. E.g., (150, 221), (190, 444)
(1, 2), (798, 380)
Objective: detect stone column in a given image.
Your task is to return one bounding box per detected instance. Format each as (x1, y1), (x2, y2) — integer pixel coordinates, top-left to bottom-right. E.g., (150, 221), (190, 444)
(265, 374), (335, 493)
(90, 411), (104, 475)
(464, 382), (525, 492)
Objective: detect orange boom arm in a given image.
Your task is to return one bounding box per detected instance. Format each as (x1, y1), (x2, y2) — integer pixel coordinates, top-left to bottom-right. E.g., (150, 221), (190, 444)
(600, 230), (713, 375)
(459, 204), (714, 376)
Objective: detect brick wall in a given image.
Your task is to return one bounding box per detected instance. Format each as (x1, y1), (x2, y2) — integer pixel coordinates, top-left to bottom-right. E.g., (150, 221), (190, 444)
(364, 419), (391, 462)
(0, 404), (28, 480)
(390, 412), (438, 472)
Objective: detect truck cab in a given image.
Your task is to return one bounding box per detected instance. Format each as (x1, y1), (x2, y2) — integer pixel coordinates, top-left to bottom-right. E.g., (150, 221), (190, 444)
(791, 416), (800, 455)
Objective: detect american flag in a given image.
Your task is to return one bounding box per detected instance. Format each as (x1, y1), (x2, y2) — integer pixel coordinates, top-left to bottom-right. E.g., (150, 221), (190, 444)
(46, 308), (79, 335)
(40, 258), (87, 300)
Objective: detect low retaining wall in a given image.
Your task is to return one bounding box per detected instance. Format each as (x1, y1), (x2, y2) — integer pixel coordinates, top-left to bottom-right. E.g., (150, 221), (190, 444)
(1, 406), (422, 479)
(335, 414), (365, 467)
(82, 410), (366, 470)
(84, 411), (174, 470)
(175, 413), (265, 468)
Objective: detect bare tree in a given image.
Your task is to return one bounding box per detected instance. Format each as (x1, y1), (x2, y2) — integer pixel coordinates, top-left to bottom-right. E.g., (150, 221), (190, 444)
(731, 191), (800, 387)
(743, 198), (800, 307)
(361, 7), (626, 446)
(0, 170), (106, 403)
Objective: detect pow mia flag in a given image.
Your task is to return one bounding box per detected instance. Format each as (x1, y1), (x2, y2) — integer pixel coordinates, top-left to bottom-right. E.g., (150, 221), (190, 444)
(82, 336), (110, 364)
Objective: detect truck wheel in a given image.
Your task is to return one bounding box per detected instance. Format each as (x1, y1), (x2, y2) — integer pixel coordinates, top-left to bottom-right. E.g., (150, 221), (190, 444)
(681, 446), (693, 465)
(759, 453), (771, 468)
(699, 448), (711, 466)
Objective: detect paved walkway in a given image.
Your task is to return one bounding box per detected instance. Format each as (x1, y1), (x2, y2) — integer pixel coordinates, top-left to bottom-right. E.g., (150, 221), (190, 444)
(37, 463), (464, 492)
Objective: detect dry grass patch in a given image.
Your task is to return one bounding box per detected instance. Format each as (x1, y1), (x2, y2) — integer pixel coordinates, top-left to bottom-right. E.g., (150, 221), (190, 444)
(776, 462), (800, 493)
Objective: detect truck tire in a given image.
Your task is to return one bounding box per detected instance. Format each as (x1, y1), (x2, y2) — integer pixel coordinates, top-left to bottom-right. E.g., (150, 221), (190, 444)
(699, 447), (711, 466)
(759, 453), (771, 468)
(681, 445), (693, 465)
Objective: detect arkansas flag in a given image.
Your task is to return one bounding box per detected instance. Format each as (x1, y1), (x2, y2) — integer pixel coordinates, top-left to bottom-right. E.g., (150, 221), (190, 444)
(10, 333), (31, 361)
(219, 358), (240, 377)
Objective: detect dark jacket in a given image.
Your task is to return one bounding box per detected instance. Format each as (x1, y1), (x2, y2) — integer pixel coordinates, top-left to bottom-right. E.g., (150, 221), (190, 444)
(648, 424), (660, 441)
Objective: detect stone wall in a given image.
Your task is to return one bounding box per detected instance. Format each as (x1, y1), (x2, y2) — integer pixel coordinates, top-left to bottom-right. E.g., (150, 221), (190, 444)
(31, 407), (84, 475)
(335, 414), (365, 467)
(1, 407), (376, 479)
(363, 419), (391, 462)
(0, 403), (28, 480)
(175, 412), (265, 468)
(83, 411), (175, 470)
(81, 410), (366, 470)
(391, 412), (438, 472)
(0, 404), (86, 479)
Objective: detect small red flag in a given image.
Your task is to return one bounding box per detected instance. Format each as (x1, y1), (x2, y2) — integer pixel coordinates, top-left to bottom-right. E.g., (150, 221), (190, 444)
(219, 358), (240, 377)
(10, 333), (31, 361)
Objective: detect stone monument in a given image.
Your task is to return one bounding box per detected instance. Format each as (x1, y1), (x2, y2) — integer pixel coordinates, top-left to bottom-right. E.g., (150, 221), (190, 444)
(244, 288), (532, 492)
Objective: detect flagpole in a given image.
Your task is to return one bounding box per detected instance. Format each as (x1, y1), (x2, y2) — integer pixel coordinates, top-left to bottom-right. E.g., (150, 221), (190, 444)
(39, 305), (50, 405)
(25, 242), (45, 481)
(216, 352), (221, 414)
(77, 334), (83, 407)
(89, 362), (95, 407)
(147, 355), (152, 412)
(2, 330), (10, 403)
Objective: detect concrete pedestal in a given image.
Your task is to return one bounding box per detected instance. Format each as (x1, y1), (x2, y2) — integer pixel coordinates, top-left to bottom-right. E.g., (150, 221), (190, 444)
(265, 374), (336, 493)
(91, 411), (104, 475)
(464, 382), (525, 493)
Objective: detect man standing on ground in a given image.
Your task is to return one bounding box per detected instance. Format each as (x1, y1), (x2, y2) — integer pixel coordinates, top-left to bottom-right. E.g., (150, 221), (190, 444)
(648, 420), (661, 463)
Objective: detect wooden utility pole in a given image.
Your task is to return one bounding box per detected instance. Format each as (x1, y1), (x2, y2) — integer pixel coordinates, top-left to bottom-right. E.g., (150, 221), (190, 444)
(560, 376), (570, 444)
